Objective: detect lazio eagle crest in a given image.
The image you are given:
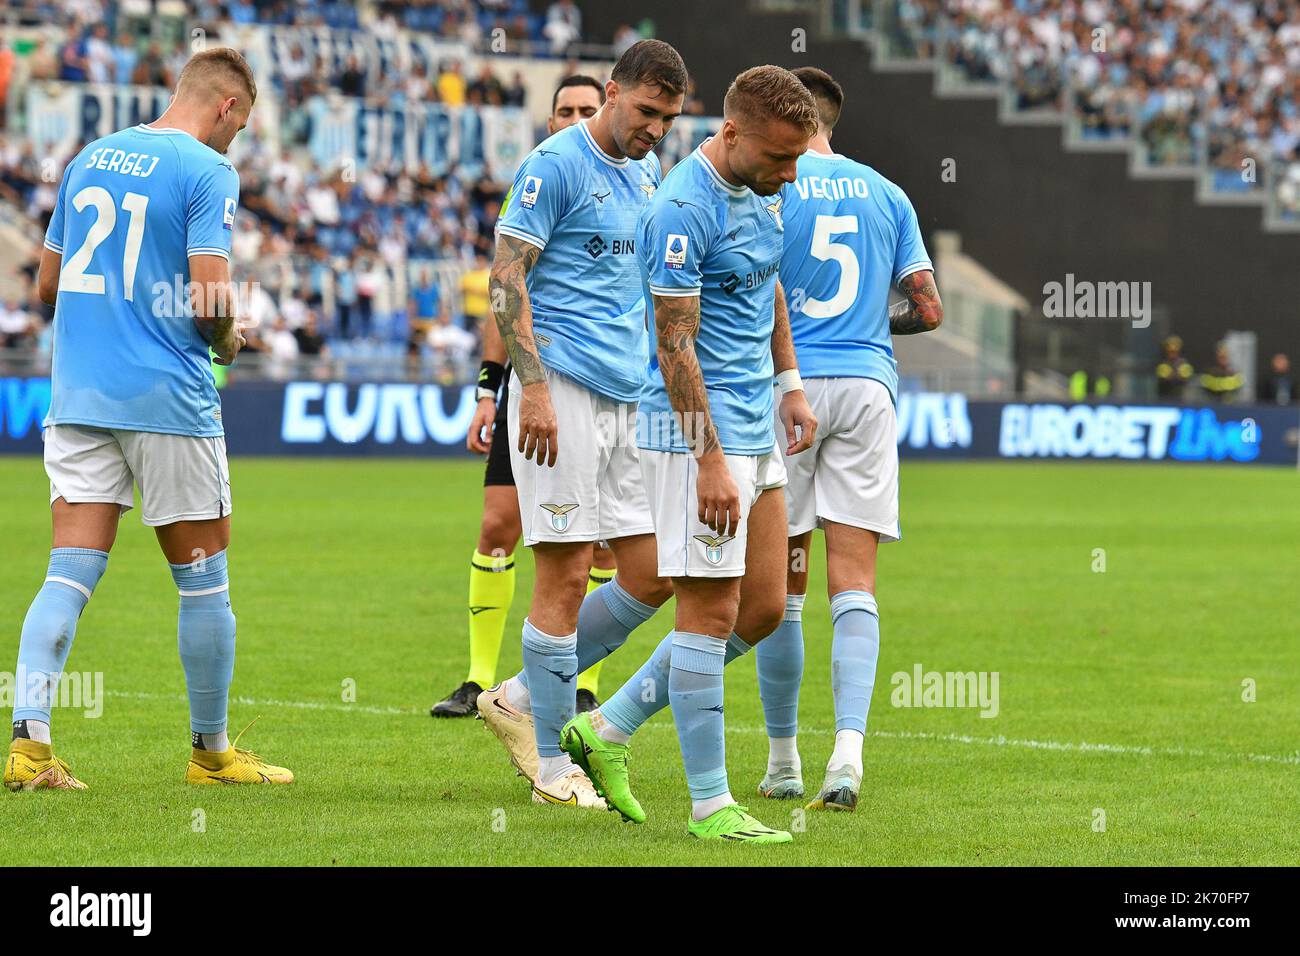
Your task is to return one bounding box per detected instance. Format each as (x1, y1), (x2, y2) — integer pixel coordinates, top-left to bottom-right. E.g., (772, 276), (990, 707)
(542, 503), (579, 533)
(764, 196), (783, 230)
(640, 183), (657, 200)
(693, 533), (735, 566)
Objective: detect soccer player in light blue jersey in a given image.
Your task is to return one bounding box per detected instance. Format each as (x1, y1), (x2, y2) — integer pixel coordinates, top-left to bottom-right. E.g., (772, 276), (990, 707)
(562, 67), (821, 843)
(475, 41), (686, 810)
(4, 49), (293, 790)
(753, 67), (944, 811)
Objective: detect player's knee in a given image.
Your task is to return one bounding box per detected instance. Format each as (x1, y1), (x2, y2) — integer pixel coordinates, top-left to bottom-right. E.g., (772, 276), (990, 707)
(478, 511), (520, 555)
(734, 596), (784, 645)
(621, 571), (672, 608)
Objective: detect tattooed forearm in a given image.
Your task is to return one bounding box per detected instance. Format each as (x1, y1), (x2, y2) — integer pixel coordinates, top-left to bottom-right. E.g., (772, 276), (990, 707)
(890, 270), (944, 335)
(771, 280), (798, 373)
(654, 294), (721, 459)
(489, 235), (546, 384)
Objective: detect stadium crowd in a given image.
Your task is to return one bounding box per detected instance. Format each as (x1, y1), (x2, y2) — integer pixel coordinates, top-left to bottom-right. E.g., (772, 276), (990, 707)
(894, 0), (1300, 209)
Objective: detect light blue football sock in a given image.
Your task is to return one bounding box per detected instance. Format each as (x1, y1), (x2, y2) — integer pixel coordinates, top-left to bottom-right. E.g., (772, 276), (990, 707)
(170, 550), (237, 736)
(599, 630), (751, 736)
(516, 576), (659, 696)
(668, 631), (729, 801)
(755, 594), (805, 738)
(520, 618), (577, 758)
(12, 548), (109, 727)
(830, 590), (881, 735)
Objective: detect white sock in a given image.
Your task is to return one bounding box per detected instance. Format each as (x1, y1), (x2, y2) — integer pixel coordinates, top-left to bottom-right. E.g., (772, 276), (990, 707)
(830, 729), (864, 775)
(536, 753), (576, 786)
(503, 675), (531, 714)
(199, 731), (229, 752)
(590, 708), (630, 745)
(21, 719), (52, 745)
(767, 735), (800, 775)
(692, 792), (736, 822)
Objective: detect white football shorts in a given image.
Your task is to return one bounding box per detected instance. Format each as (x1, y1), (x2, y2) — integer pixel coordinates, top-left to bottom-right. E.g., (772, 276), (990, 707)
(508, 367), (654, 546)
(640, 445), (787, 578)
(779, 377), (900, 542)
(44, 423), (232, 526)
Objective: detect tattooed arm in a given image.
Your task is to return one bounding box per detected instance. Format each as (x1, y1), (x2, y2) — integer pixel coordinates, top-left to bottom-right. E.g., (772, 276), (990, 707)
(489, 234), (557, 465)
(771, 281), (817, 454)
(889, 269), (944, 335)
(654, 293), (739, 535)
(488, 234), (545, 383)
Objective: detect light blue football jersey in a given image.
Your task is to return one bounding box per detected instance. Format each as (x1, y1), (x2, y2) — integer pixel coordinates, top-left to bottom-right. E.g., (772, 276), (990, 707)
(638, 146), (785, 456)
(43, 124), (239, 437)
(496, 120), (661, 403)
(780, 150), (931, 403)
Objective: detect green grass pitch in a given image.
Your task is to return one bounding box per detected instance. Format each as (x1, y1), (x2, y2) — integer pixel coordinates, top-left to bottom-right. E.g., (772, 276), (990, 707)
(1, 455), (1297, 866)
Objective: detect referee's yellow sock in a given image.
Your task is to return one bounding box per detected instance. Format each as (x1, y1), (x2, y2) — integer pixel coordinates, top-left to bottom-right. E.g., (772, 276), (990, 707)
(577, 565), (617, 694)
(466, 549), (516, 689)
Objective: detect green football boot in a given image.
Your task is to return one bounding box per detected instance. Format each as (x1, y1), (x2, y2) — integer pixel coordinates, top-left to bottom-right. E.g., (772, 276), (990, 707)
(687, 803), (793, 844)
(560, 712), (646, 824)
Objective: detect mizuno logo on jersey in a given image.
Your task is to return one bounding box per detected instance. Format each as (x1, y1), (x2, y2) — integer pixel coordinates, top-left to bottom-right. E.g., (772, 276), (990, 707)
(521, 176), (543, 208)
(542, 503), (579, 532)
(664, 234), (688, 269)
(592, 190), (610, 203)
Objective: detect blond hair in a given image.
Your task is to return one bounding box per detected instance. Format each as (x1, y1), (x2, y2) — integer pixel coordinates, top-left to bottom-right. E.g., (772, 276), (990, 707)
(723, 65), (818, 137)
(177, 47), (258, 106)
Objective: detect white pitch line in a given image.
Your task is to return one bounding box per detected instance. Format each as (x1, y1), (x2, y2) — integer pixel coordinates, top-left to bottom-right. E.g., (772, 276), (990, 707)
(104, 690), (1300, 766)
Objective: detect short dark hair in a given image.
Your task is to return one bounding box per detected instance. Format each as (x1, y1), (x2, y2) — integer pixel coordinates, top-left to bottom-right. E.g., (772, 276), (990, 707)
(791, 67), (843, 130)
(551, 74), (604, 114)
(609, 39), (688, 99)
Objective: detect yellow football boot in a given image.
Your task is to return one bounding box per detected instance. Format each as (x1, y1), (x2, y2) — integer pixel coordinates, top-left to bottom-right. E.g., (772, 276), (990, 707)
(184, 722), (293, 785)
(4, 739), (88, 791)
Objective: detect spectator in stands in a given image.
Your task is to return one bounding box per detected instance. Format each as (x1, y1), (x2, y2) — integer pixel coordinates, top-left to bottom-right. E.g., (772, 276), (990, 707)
(427, 309), (477, 378)
(294, 311), (329, 358)
(437, 60), (466, 107)
(132, 41), (172, 87)
(111, 32), (138, 85)
(545, 0), (582, 55)
(613, 23), (640, 58)
(1, 298), (36, 348)
(468, 65), (505, 106)
(459, 254), (491, 331)
(86, 23), (113, 83)
(1200, 343), (1244, 404)
(0, 43), (14, 129)
(335, 261), (358, 338)
(409, 269), (442, 339)
(503, 71), (527, 108)
(266, 316), (300, 380)
(28, 37), (59, 81)
(58, 23), (89, 82)
(1155, 335), (1194, 400)
(337, 54), (365, 98)
(354, 254), (380, 339)
(1259, 353), (1296, 406)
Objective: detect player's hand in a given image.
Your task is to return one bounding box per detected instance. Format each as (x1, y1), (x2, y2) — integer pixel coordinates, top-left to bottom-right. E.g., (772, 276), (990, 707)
(467, 398), (496, 454)
(697, 453), (741, 537)
(518, 382), (558, 467)
(779, 389), (817, 455)
(211, 326), (246, 367)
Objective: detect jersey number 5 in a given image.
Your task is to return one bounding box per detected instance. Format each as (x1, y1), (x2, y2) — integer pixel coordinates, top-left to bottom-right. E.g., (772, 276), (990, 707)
(802, 214), (859, 319)
(59, 186), (149, 303)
